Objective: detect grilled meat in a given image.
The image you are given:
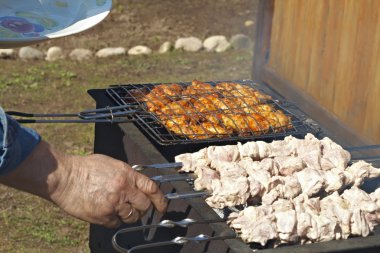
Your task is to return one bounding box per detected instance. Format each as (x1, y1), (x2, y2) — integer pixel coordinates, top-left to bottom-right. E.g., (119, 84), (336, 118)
(138, 80), (292, 139)
(228, 187), (380, 246)
(175, 134), (380, 208)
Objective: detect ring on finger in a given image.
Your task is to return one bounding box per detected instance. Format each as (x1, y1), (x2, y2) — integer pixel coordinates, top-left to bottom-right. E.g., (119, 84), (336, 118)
(125, 207), (134, 219)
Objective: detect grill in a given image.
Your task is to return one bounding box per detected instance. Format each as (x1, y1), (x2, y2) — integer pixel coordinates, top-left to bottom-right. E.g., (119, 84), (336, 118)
(88, 83), (380, 253)
(106, 80), (319, 145)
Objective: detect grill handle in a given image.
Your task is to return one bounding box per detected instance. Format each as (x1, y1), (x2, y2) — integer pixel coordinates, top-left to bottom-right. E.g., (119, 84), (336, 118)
(6, 105), (139, 123)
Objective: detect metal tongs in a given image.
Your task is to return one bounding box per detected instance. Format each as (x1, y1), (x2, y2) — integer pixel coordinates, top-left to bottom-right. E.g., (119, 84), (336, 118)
(111, 218), (235, 253)
(7, 105), (140, 123)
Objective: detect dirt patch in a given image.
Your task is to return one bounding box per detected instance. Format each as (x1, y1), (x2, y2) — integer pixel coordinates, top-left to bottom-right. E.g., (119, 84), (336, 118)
(40, 0), (258, 51)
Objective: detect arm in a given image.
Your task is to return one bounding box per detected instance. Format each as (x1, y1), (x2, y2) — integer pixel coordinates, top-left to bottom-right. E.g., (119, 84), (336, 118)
(0, 108), (167, 228)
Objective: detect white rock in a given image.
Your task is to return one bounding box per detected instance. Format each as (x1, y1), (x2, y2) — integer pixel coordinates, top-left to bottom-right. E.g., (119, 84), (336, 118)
(158, 41), (172, 54)
(174, 37), (203, 52)
(0, 49), (15, 59)
(203, 35), (231, 53)
(45, 46), (65, 61)
(18, 47), (44, 60)
(69, 48), (93, 61)
(230, 34), (252, 50)
(128, 45), (152, 55)
(244, 20), (255, 27)
(95, 47), (126, 58)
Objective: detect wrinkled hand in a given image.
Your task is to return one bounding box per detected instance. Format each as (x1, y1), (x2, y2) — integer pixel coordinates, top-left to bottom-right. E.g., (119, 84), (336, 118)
(52, 154), (167, 228)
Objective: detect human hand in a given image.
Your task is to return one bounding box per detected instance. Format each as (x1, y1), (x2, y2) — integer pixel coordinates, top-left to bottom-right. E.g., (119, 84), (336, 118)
(51, 153), (168, 228)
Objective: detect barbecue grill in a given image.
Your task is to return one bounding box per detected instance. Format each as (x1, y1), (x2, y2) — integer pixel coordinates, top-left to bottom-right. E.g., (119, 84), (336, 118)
(81, 0), (380, 251)
(87, 80), (380, 253)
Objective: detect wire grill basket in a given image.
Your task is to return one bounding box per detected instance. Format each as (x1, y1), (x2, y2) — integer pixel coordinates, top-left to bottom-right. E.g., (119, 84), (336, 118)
(106, 80), (320, 145)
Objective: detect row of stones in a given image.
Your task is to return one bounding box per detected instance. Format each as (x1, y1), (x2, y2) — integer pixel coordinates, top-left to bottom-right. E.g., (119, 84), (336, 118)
(0, 34), (252, 61)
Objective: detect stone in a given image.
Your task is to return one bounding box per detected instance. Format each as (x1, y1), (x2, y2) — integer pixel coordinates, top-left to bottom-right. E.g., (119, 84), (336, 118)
(158, 41), (172, 54)
(18, 47), (44, 60)
(174, 37), (203, 52)
(128, 45), (152, 55)
(0, 49), (15, 59)
(69, 48), (93, 61)
(203, 35), (231, 52)
(95, 47), (126, 58)
(45, 46), (65, 61)
(230, 34), (253, 50)
(244, 20), (255, 27)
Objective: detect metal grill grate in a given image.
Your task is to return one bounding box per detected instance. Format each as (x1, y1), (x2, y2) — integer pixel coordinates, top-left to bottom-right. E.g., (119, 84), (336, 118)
(106, 80), (320, 145)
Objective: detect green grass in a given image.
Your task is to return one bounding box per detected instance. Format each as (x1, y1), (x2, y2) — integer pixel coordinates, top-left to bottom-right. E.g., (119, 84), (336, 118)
(0, 50), (253, 252)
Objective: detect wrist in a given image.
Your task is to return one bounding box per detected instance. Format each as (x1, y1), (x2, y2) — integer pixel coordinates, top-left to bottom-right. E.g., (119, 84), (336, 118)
(0, 140), (73, 202)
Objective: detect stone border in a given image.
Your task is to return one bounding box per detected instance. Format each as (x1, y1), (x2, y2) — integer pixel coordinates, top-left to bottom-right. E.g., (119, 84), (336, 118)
(0, 34), (253, 61)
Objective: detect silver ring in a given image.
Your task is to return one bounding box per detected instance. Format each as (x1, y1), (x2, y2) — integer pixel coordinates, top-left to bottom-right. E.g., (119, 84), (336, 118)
(125, 208), (134, 219)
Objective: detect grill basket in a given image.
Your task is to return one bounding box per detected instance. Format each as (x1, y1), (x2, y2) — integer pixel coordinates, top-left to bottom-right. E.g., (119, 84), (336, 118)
(106, 80), (320, 145)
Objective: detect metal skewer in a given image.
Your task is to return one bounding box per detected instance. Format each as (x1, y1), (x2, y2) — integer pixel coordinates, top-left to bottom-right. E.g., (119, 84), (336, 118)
(132, 162), (183, 171)
(112, 218), (233, 253)
(151, 174), (194, 183)
(165, 191), (211, 200)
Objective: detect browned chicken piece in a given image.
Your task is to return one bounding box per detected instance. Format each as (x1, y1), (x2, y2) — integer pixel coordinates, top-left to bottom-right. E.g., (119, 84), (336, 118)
(202, 113), (223, 124)
(143, 83), (183, 113)
(193, 94), (220, 113)
(159, 99), (196, 115)
(200, 121), (233, 137)
(216, 82), (272, 101)
(145, 97), (171, 113)
(149, 83), (183, 97)
(180, 125), (211, 139)
(241, 104), (274, 114)
(182, 80), (217, 96)
(253, 90), (272, 100)
(245, 114), (271, 132)
(220, 113), (271, 133)
(159, 115), (189, 135)
(234, 96), (261, 107)
(211, 97), (243, 113)
(215, 82), (240, 91)
(261, 110), (292, 129)
(230, 87), (260, 98)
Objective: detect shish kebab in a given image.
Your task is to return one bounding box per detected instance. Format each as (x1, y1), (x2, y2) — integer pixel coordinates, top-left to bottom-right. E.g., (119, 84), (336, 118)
(174, 133), (380, 209)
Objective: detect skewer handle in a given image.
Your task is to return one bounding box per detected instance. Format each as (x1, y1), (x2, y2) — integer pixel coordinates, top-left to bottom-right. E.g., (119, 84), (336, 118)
(132, 162), (183, 171)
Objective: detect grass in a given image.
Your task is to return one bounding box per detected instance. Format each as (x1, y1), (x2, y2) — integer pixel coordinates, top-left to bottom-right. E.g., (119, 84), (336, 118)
(0, 49), (253, 252)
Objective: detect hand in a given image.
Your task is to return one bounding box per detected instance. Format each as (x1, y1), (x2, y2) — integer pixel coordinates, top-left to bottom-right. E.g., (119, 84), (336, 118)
(53, 153), (168, 228)
(0, 141), (167, 228)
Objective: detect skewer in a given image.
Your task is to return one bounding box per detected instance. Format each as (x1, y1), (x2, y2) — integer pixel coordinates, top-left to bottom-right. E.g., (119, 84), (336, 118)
(165, 191), (211, 200)
(132, 162), (183, 171)
(345, 145), (380, 152)
(151, 174), (194, 183)
(111, 218), (233, 253)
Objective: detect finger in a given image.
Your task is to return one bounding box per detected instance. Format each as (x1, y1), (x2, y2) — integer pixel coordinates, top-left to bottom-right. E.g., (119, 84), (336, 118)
(127, 190), (152, 213)
(103, 215), (122, 229)
(117, 202), (140, 224)
(134, 172), (168, 212)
